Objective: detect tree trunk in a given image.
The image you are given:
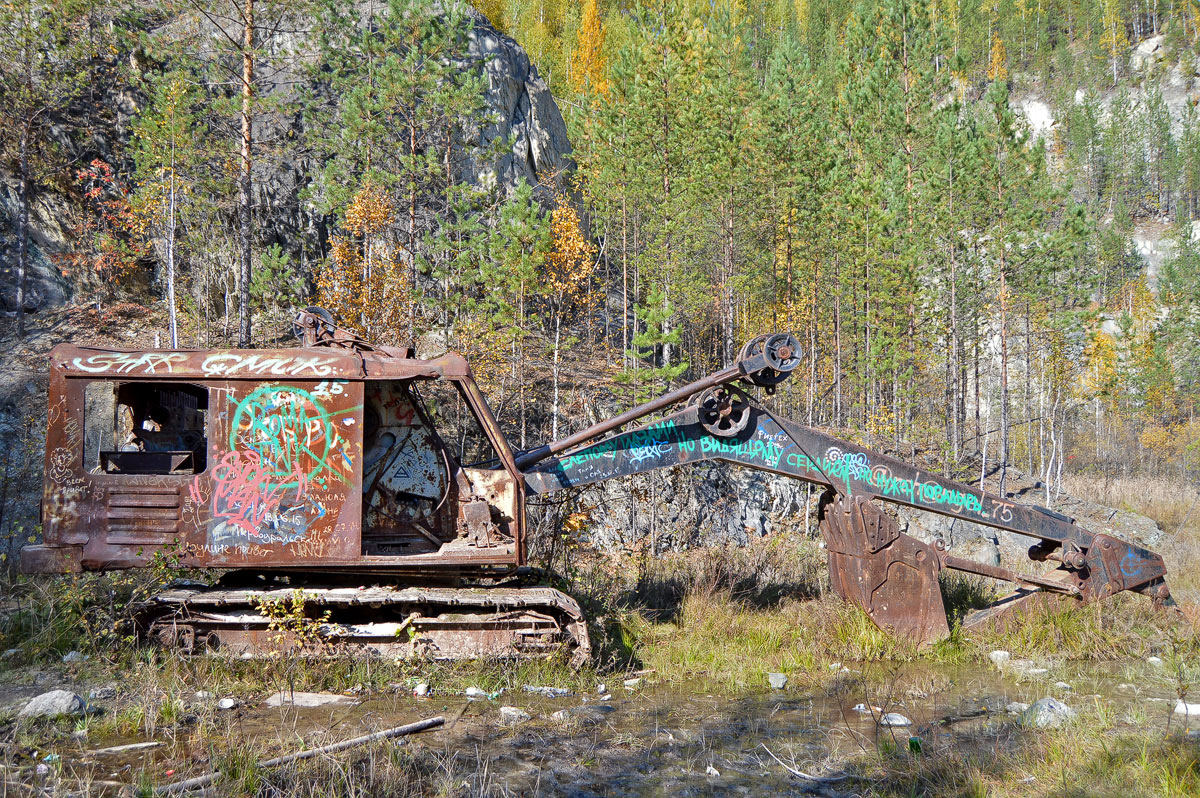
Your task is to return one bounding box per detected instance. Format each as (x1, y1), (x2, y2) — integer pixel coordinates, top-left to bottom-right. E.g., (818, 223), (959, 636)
(167, 167), (179, 348)
(551, 314), (562, 440)
(999, 260), (1010, 497)
(16, 124), (30, 340)
(237, 0), (255, 348)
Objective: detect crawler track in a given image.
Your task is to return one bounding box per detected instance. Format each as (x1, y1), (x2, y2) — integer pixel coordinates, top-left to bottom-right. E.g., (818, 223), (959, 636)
(137, 584), (592, 667)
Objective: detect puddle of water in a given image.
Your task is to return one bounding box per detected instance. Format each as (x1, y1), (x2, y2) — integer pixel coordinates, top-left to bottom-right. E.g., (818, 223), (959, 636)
(25, 659), (1199, 796)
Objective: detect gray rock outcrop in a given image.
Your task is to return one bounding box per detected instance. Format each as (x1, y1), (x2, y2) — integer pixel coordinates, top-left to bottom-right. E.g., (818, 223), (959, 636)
(18, 690), (88, 719)
(466, 8), (572, 193)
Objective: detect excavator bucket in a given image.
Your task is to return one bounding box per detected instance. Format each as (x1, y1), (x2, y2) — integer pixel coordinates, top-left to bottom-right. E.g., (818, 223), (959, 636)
(818, 492), (950, 645)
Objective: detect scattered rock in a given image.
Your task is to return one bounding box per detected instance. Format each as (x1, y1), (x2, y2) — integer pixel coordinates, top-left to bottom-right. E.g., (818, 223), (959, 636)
(499, 706), (532, 724)
(768, 673), (788, 690)
(1173, 701), (1200, 717)
(18, 690), (87, 719)
(1147, 656), (1165, 667)
(1130, 34), (1165, 71)
(623, 678), (642, 689)
(60, 651), (88, 664)
(1006, 701), (1030, 714)
(217, 698), (237, 711)
(413, 683), (430, 697)
(880, 713), (912, 727)
(596, 684), (606, 694)
(706, 764), (721, 777)
(264, 691), (355, 708)
(852, 703), (882, 714)
(989, 650), (1011, 668)
(1053, 682), (1073, 692)
(523, 685), (571, 698)
(87, 687), (116, 701)
(194, 691), (214, 701)
(1020, 697), (1077, 728)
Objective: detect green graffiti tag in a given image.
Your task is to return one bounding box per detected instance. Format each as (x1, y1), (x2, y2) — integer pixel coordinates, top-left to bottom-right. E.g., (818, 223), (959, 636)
(229, 385), (360, 490)
(783, 451), (984, 515)
(560, 420), (686, 471)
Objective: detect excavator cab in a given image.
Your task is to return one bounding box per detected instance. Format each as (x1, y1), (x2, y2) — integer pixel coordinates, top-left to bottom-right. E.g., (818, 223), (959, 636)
(29, 339), (524, 574)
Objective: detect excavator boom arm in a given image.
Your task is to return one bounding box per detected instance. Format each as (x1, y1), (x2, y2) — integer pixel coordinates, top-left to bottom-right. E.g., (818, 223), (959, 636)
(520, 334), (1171, 642)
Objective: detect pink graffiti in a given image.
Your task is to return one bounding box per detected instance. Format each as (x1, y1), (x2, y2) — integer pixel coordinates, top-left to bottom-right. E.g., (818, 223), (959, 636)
(198, 450), (308, 537)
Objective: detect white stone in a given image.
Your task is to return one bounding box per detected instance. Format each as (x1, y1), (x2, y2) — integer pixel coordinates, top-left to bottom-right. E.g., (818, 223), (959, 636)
(499, 705), (532, 723)
(413, 683), (430, 697)
(596, 684), (606, 695)
(623, 678), (642, 689)
(1174, 701), (1200, 717)
(880, 713), (912, 727)
(1148, 656), (1165, 667)
(706, 764), (721, 777)
(217, 698), (237, 711)
(989, 650), (1012, 668)
(18, 690), (87, 719)
(61, 651), (88, 663)
(768, 673), (788, 690)
(1006, 701), (1030, 714)
(264, 691), (355, 708)
(194, 691), (214, 701)
(1053, 682), (1073, 692)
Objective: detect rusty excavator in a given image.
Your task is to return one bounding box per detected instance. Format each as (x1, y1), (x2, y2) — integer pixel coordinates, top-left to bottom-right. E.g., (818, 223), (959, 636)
(23, 309), (1174, 664)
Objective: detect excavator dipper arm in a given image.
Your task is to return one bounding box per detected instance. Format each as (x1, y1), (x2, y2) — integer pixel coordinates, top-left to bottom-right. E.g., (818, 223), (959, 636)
(519, 334), (1172, 643)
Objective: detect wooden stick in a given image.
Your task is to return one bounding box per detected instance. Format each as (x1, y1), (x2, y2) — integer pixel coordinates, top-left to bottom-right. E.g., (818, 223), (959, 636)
(154, 715), (444, 795)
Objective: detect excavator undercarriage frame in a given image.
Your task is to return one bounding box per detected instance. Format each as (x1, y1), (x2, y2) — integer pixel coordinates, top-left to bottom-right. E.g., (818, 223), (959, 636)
(23, 312), (1173, 658)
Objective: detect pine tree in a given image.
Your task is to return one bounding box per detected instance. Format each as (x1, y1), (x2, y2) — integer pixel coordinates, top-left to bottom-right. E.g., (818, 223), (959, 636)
(618, 288), (688, 402)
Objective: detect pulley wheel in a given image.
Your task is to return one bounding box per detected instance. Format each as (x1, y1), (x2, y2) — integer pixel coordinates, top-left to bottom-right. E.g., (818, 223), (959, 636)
(746, 332), (803, 387)
(292, 306), (336, 343)
(698, 386), (751, 438)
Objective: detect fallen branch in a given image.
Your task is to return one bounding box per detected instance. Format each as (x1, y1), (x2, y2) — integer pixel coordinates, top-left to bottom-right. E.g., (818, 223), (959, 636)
(759, 743), (849, 783)
(154, 715), (445, 795)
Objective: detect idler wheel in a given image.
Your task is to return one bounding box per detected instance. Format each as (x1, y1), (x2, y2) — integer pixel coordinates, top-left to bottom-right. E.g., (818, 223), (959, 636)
(292, 306), (336, 343)
(697, 386), (751, 437)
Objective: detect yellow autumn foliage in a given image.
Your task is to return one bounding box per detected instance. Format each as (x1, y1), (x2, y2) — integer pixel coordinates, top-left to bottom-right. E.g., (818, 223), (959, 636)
(316, 182), (412, 345)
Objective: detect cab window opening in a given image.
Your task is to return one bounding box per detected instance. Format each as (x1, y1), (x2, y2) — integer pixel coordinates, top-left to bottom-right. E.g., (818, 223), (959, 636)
(84, 381), (209, 475)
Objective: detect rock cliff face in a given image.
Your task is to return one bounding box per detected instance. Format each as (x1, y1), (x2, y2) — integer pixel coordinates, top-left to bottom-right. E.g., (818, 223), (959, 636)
(579, 453), (1163, 574)
(0, 2), (573, 314)
(466, 8), (572, 192)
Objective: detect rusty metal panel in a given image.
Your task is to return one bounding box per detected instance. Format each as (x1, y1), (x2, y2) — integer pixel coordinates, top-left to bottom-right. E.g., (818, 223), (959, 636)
(188, 379), (364, 565)
(819, 493), (950, 645)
